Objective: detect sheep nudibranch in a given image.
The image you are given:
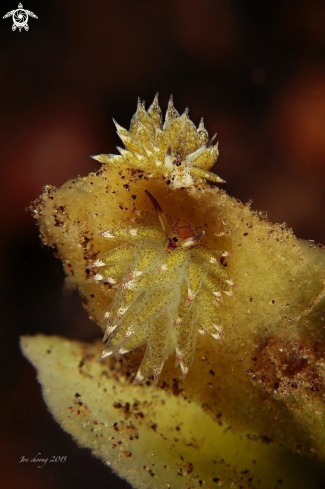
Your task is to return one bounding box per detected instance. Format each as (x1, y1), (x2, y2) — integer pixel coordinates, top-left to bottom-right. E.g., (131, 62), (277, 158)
(92, 189), (234, 383)
(92, 94), (224, 189)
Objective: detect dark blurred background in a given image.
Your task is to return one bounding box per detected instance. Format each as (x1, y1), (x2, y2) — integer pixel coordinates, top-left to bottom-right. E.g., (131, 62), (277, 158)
(1, 1), (325, 487)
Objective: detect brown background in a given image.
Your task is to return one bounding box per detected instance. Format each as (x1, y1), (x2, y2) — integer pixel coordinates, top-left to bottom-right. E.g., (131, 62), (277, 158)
(1, 1), (325, 488)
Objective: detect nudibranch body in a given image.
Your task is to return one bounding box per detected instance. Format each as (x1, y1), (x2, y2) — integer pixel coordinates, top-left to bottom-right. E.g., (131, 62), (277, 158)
(93, 94), (224, 189)
(92, 190), (234, 383)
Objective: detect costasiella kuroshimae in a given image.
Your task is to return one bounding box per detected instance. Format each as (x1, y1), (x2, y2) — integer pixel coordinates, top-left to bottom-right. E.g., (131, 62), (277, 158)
(91, 189), (235, 383)
(92, 94), (225, 189)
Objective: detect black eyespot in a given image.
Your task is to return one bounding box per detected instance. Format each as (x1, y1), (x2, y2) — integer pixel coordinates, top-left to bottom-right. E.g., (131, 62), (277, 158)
(220, 256), (228, 267)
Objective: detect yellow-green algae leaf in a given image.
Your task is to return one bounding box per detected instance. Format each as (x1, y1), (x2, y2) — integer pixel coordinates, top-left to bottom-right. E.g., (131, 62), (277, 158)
(21, 335), (325, 489)
(30, 164), (325, 464)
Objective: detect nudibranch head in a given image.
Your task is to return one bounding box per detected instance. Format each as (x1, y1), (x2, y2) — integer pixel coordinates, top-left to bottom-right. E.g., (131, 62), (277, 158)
(92, 190), (234, 383)
(92, 94), (225, 189)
